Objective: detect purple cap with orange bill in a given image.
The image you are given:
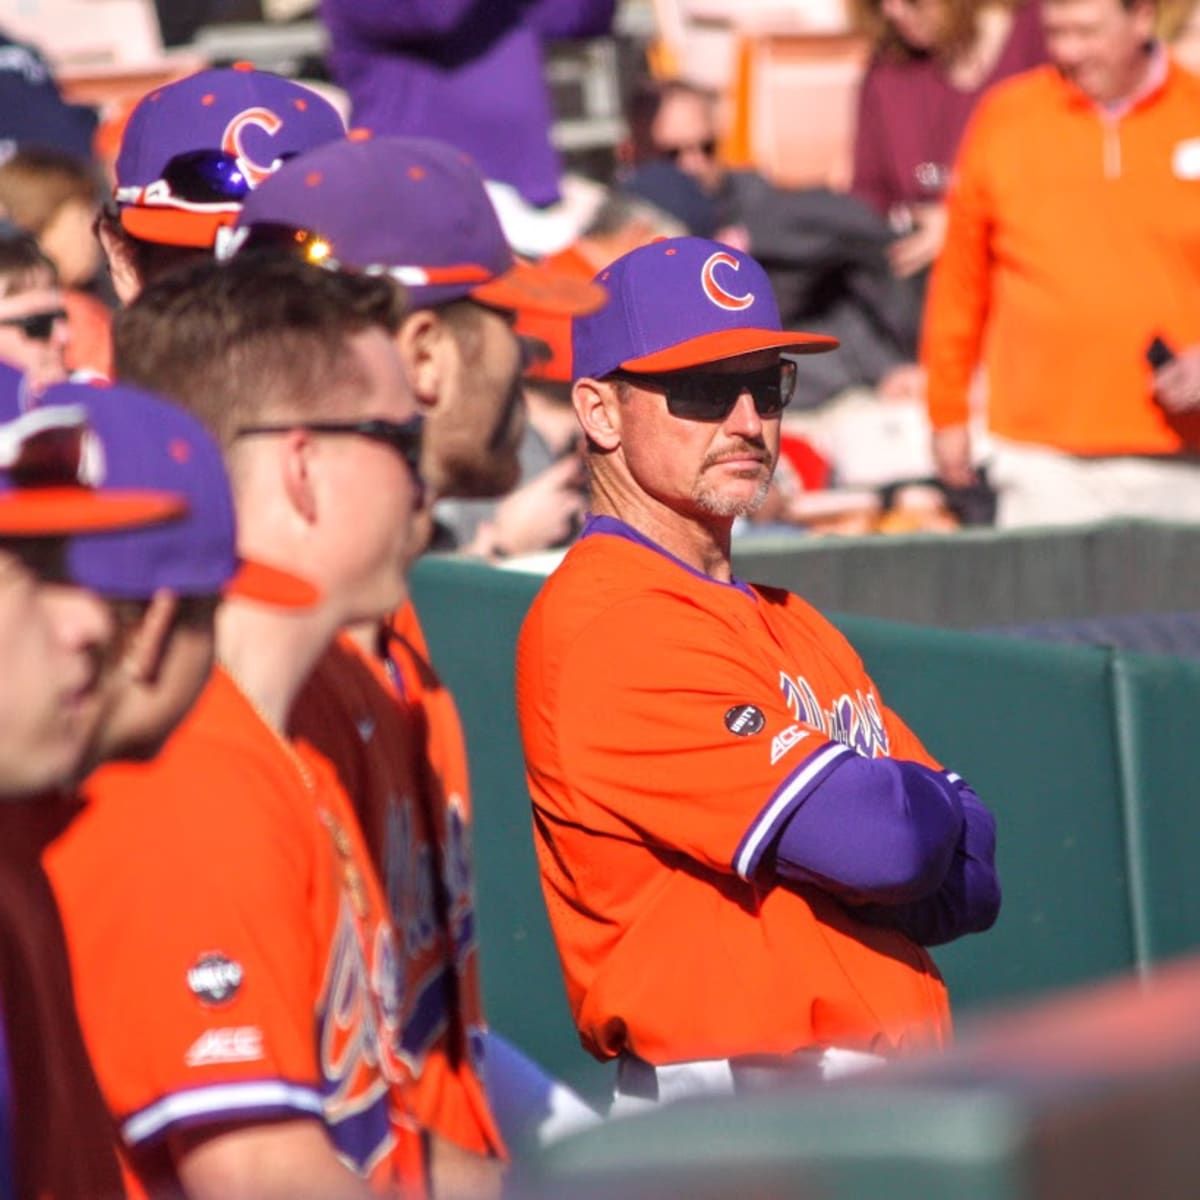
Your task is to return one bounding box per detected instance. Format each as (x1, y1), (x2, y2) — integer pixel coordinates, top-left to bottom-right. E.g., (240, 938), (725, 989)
(0, 363), (183, 537)
(114, 64), (345, 249)
(573, 236), (838, 381)
(224, 133), (607, 318)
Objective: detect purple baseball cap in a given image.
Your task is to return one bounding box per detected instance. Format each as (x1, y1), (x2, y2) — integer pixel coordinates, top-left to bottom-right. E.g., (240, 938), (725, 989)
(0, 363), (184, 537)
(115, 64), (345, 249)
(227, 133), (606, 316)
(31, 381), (319, 607)
(573, 236), (838, 381)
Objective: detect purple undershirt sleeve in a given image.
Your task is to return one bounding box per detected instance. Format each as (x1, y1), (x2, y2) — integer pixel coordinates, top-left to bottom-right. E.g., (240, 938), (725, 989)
(771, 757), (965, 904)
(851, 777), (1001, 945)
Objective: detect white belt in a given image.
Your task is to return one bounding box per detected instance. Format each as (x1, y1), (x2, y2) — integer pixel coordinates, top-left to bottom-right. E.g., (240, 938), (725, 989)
(612, 1048), (886, 1114)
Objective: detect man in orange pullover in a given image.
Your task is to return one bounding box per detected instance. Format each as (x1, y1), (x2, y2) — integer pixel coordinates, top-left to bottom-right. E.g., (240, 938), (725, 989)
(922, 0), (1200, 525)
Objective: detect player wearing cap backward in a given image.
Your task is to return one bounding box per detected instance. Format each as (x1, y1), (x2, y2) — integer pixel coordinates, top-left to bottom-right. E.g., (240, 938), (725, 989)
(0, 368), (191, 1199)
(516, 237), (1002, 1108)
(223, 134), (605, 1185)
(96, 64), (344, 304)
(48, 257), (428, 1200)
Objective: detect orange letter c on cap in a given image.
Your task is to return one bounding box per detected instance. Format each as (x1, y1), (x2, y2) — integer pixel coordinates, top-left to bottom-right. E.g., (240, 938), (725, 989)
(701, 251), (754, 312)
(222, 107), (285, 187)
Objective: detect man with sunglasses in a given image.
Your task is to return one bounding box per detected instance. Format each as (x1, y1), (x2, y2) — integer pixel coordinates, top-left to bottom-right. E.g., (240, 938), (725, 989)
(48, 256), (430, 1199)
(517, 236), (1001, 1109)
(97, 64), (344, 304)
(0, 227), (69, 389)
(224, 133), (606, 1189)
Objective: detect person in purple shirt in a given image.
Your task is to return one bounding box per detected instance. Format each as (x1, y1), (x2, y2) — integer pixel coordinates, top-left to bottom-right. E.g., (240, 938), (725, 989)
(321, 0), (617, 208)
(850, 0), (1047, 281)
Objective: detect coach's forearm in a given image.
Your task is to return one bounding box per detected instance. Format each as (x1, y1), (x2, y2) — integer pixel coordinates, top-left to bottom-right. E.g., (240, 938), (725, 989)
(772, 758), (964, 904)
(852, 781), (1001, 945)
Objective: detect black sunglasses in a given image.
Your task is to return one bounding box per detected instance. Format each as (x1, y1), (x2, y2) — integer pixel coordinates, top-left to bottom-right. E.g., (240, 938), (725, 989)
(657, 138), (718, 163)
(234, 416), (425, 477)
(610, 361), (798, 421)
(0, 309), (67, 342)
(160, 149), (254, 205)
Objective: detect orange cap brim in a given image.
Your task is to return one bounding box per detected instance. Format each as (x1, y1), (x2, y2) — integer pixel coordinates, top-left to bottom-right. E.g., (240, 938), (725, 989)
(472, 259), (607, 318)
(0, 488), (184, 537)
(120, 205), (236, 249)
(622, 329), (839, 373)
(226, 557), (321, 609)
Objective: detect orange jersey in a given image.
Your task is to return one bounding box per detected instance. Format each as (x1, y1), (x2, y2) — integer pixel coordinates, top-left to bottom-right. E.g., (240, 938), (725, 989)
(516, 518), (951, 1066)
(923, 60), (1200, 454)
(46, 668), (423, 1197)
(292, 617), (502, 1159)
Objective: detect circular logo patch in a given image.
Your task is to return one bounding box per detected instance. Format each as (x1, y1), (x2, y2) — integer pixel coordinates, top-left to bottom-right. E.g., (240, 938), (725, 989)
(187, 952), (244, 1006)
(724, 704), (766, 737)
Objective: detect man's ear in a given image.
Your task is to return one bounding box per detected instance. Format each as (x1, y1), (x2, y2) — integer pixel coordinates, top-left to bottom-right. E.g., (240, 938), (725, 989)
(96, 218), (143, 306)
(277, 428), (319, 525)
(121, 590), (178, 685)
(573, 378), (622, 451)
(395, 309), (450, 413)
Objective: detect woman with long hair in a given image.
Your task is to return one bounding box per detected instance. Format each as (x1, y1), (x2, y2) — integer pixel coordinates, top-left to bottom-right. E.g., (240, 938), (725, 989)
(850, 0), (1047, 282)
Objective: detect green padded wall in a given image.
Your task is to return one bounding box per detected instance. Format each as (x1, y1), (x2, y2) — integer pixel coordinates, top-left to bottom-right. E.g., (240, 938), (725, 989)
(731, 519), (1200, 629)
(833, 616), (1138, 1008)
(1110, 651), (1200, 965)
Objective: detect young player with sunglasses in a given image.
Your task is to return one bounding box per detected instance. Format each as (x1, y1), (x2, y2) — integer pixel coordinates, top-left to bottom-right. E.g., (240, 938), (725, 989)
(516, 237), (1002, 1111)
(48, 258), (429, 1200)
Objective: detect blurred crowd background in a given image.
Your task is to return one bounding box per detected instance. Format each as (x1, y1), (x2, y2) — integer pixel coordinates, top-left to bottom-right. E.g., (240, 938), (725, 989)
(2, 0), (1199, 546)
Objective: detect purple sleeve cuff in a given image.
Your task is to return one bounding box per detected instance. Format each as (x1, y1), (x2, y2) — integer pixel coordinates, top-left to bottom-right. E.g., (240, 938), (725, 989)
(853, 775), (1001, 945)
(758, 755), (966, 904)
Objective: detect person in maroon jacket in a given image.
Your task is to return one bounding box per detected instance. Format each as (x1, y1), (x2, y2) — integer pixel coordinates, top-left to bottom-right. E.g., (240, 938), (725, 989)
(850, 0), (1047, 281)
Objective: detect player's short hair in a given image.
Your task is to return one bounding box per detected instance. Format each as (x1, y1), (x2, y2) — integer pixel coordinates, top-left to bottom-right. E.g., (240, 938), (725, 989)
(112, 255), (407, 448)
(0, 227), (58, 298)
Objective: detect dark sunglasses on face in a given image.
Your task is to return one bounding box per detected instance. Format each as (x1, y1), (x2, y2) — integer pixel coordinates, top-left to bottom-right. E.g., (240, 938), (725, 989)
(610, 360), (798, 421)
(0, 309), (67, 342)
(234, 416), (425, 478)
(657, 139), (718, 163)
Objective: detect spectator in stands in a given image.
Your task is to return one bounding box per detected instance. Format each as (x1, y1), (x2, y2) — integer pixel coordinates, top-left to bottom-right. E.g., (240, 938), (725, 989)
(623, 77), (922, 407)
(0, 147), (112, 376)
(321, 0), (617, 208)
(1161, 0), (1200, 70)
(922, 0), (1200, 526)
(850, 0), (1046, 284)
(0, 29), (97, 164)
(0, 227), (69, 389)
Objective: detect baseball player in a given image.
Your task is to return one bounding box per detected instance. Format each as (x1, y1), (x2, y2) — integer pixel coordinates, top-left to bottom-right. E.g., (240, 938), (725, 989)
(48, 257), (427, 1198)
(516, 237), (1001, 1107)
(0, 370), (197, 1200)
(96, 64), (344, 304)
(222, 133), (605, 1186)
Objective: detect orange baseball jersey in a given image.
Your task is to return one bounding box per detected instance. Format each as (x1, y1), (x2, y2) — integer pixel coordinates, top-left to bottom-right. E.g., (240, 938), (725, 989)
(292, 616), (503, 1159)
(46, 667), (424, 1197)
(516, 518), (952, 1066)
